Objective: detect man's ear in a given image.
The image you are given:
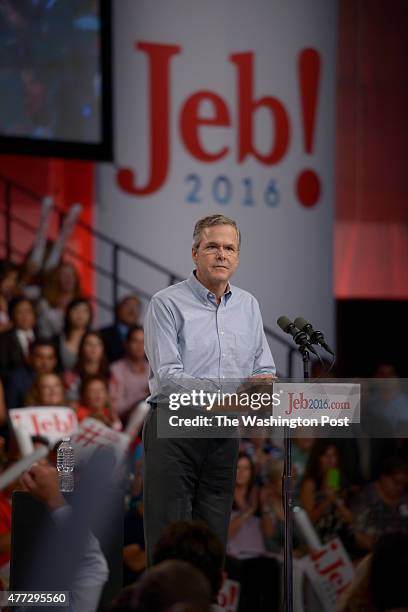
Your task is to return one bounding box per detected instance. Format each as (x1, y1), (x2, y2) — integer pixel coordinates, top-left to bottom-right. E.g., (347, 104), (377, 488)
(192, 247), (197, 261)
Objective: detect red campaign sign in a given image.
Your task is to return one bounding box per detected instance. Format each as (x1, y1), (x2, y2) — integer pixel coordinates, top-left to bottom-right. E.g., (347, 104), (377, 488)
(218, 578), (240, 612)
(71, 418), (130, 463)
(302, 537), (354, 611)
(10, 407), (78, 443)
(116, 42), (321, 207)
(75, 423), (120, 448)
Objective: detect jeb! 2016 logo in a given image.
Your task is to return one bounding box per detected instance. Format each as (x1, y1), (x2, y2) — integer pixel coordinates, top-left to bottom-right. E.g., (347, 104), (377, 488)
(116, 42), (322, 209)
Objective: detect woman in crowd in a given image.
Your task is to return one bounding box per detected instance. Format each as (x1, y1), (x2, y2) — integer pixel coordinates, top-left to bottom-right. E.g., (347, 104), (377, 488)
(109, 325), (149, 426)
(239, 436), (279, 484)
(226, 452), (279, 612)
(63, 331), (110, 401)
(352, 456), (408, 554)
(56, 298), (93, 371)
(25, 372), (66, 407)
(76, 375), (121, 430)
(300, 439), (354, 549)
(36, 262), (81, 338)
(228, 452), (275, 548)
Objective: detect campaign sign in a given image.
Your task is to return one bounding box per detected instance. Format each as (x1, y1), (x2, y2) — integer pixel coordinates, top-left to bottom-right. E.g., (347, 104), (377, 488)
(9, 407), (78, 444)
(218, 578), (240, 612)
(71, 417), (130, 464)
(301, 537), (354, 611)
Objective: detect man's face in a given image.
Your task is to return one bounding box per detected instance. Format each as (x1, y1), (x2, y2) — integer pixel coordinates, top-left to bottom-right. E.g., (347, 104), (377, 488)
(13, 300), (35, 330)
(192, 225), (239, 290)
(31, 346), (57, 374)
(381, 470), (408, 501)
(117, 297), (141, 326)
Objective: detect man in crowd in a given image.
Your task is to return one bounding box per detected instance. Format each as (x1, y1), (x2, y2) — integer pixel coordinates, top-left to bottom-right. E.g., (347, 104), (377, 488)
(100, 295), (141, 363)
(143, 214), (275, 564)
(0, 297), (37, 384)
(5, 339), (58, 409)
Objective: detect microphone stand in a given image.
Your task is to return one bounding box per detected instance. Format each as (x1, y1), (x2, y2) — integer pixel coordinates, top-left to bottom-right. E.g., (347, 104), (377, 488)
(283, 343), (310, 612)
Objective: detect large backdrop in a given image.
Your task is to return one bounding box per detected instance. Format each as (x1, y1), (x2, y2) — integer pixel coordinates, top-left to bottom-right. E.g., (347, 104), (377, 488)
(96, 0), (337, 374)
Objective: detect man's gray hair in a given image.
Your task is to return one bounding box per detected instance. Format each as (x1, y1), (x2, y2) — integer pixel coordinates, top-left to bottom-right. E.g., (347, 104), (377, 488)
(192, 214), (241, 250)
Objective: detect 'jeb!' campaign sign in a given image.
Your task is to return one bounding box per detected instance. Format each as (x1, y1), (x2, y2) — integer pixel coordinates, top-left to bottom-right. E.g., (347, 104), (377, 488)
(301, 537), (354, 611)
(10, 407), (78, 444)
(71, 418), (130, 465)
(218, 579), (240, 612)
(97, 0), (336, 375)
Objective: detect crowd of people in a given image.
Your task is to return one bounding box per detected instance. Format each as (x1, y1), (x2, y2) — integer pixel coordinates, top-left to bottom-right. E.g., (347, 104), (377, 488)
(0, 260), (148, 428)
(0, 254), (150, 601)
(1, 251), (408, 611)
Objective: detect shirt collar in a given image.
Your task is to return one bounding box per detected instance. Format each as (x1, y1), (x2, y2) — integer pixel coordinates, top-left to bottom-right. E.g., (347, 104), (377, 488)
(16, 329), (34, 356)
(16, 328), (34, 340)
(187, 271), (233, 304)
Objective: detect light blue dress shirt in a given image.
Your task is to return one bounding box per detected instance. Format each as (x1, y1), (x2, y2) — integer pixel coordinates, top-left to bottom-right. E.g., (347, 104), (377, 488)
(144, 271), (275, 403)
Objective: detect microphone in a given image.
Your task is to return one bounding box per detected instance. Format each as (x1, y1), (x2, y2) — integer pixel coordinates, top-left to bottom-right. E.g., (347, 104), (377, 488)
(277, 316), (320, 357)
(294, 317), (334, 356)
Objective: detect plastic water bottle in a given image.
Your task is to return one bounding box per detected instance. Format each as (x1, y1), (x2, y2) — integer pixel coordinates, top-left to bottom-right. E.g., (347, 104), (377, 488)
(57, 437), (74, 493)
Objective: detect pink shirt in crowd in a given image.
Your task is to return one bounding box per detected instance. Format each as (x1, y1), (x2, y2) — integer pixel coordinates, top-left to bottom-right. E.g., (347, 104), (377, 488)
(109, 358), (149, 417)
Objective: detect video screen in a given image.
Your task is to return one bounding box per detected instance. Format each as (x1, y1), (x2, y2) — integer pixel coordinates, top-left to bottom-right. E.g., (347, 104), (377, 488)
(0, 0), (112, 159)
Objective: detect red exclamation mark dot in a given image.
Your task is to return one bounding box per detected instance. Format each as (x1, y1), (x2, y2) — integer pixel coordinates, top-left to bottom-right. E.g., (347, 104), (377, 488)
(296, 48), (321, 207)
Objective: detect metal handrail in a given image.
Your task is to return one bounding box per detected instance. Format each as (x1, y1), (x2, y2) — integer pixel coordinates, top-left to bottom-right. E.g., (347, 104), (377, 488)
(0, 172), (184, 280)
(0, 172), (297, 374)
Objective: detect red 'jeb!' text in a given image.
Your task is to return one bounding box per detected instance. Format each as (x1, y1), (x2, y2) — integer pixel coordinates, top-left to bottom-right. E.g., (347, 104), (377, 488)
(11, 411), (76, 436)
(116, 42), (295, 196)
